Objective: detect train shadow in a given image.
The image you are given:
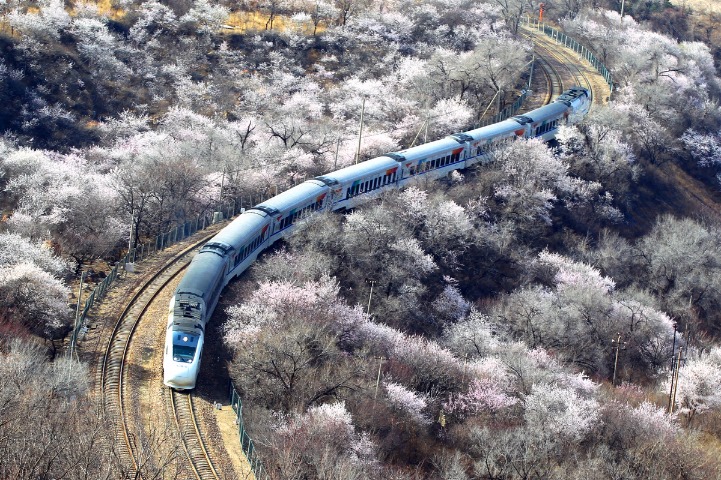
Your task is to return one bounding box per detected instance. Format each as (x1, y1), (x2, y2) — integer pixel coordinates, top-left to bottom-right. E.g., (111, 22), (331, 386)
(194, 302), (235, 404)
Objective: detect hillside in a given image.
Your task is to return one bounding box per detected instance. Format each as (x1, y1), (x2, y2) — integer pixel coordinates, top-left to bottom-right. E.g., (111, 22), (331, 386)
(1, 0), (721, 478)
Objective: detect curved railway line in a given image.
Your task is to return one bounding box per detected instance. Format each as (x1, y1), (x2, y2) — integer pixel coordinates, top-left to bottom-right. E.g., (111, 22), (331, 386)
(98, 229), (230, 479)
(521, 23), (611, 107)
(92, 28), (610, 479)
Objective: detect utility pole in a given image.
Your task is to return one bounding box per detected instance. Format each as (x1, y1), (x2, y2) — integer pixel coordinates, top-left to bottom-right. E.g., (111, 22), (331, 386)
(334, 137), (340, 170)
(355, 97), (366, 165)
(424, 110), (429, 143)
(70, 271), (85, 361)
(129, 211), (134, 254)
(219, 165), (226, 209)
(528, 54), (535, 89)
(612, 333), (624, 387)
(667, 323), (678, 412)
(367, 280), (375, 315)
(126, 211), (135, 272)
(374, 357), (384, 400)
(670, 347), (683, 413)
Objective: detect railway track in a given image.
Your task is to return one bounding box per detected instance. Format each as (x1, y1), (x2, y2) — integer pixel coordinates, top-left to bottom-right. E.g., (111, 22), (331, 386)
(534, 52), (563, 106)
(98, 229), (225, 479)
(521, 29), (591, 100)
(169, 390), (222, 480)
(521, 23), (611, 107)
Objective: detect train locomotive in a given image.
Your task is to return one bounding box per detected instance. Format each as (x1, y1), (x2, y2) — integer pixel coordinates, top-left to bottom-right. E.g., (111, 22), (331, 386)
(163, 87), (591, 389)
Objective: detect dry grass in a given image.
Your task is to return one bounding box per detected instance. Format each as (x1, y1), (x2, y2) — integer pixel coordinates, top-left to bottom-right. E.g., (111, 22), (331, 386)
(224, 11), (323, 34)
(2, 6), (319, 35)
(80, 0), (127, 20)
(671, 0), (721, 13)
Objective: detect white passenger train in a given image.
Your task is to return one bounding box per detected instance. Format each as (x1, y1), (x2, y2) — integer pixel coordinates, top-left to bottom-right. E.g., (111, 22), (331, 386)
(163, 87), (591, 389)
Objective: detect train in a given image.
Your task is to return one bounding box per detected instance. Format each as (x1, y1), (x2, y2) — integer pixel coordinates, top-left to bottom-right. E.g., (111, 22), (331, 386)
(163, 86), (591, 389)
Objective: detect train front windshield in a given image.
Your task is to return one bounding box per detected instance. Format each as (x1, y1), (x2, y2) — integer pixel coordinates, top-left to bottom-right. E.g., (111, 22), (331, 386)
(172, 332), (198, 363)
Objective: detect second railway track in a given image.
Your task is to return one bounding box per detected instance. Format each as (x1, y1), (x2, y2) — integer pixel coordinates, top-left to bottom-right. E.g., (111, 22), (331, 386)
(521, 23), (611, 107)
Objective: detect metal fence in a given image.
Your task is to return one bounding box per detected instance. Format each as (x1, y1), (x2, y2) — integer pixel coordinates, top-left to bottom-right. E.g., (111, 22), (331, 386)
(230, 383), (269, 480)
(524, 18), (614, 94)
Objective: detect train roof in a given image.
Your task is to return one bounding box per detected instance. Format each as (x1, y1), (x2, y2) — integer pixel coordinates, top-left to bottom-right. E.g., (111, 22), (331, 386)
(462, 118), (524, 143)
(210, 210), (270, 250)
(175, 251), (226, 302)
(388, 136), (463, 162)
(253, 179), (329, 214)
(317, 156), (400, 185)
(522, 101), (569, 123)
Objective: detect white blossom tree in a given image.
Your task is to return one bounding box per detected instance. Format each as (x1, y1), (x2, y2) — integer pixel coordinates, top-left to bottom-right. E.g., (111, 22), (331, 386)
(0, 262), (71, 340)
(661, 347), (721, 427)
